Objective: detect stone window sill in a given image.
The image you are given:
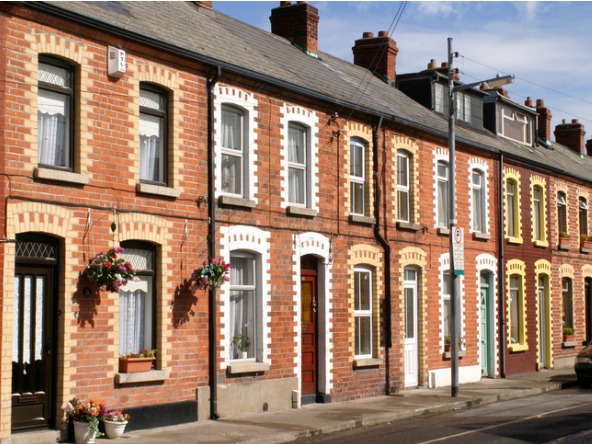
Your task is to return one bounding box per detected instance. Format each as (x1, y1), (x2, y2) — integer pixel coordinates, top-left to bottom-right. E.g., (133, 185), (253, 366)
(562, 341), (578, 348)
(438, 227), (450, 236)
(349, 214), (376, 225)
(287, 206), (317, 218)
(509, 343), (528, 353)
(34, 167), (90, 186)
(581, 247), (592, 254)
(218, 195), (256, 209)
(397, 221), (420, 231)
(226, 361), (270, 375)
(533, 240), (549, 248)
(443, 350), (466, 360)
(353, 358), (382, 368)
(473, 232), (490, 241)
(115, 369), (169, 385)
(558, 243), (571, 251)
(506, 236), (523, 245)
(136, 183), (181, 198)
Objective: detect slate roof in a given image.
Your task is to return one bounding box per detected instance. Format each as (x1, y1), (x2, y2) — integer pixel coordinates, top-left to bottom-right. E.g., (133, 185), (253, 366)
(29, 1), (592, 184)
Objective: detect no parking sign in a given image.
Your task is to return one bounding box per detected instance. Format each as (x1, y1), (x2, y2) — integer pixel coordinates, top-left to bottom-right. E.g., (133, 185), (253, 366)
(452, 227), (464, 275)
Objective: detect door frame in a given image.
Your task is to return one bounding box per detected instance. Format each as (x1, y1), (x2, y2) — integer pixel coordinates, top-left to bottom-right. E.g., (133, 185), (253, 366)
(480, 271), (495, 377)
(300, 264), (318, 404)
(404, 267), (419, 388)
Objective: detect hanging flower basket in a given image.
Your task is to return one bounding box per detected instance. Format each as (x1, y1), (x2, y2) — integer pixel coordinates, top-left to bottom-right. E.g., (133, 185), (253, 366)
(191, 257), (230, 291)
(87, 247), (137, 293)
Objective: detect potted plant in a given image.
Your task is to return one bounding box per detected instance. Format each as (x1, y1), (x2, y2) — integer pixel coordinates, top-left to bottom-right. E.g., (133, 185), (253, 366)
(118, 349), (156, 373)
(87, 247), (137, 293)
(62, 398), (104, 444)
(559, 231), (570, 249)
(232, 333), (251, 359)
(580, 235), (592, 252)
(102, 408), (131, 440)
(444, 335), (451, 352)
(192, 257), (230, 291)
(563, 327), (575, 342)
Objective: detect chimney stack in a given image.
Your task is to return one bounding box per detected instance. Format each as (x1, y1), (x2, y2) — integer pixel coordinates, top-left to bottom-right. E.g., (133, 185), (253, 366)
(555, 119), (586, 155)
(535, 99), (552, 141)
(270, 1), (319, 54)
(352, 30), (399, 82)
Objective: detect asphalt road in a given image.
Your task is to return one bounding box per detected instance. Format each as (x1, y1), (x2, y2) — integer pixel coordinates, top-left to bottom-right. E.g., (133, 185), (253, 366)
(312, 388), (592, 443)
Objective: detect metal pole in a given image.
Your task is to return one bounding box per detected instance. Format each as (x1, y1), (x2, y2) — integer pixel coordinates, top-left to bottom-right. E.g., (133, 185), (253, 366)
(447, 37), (459, 397)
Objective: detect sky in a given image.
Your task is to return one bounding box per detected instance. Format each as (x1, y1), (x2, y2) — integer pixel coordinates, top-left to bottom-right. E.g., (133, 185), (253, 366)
(214, 1), (592, 141)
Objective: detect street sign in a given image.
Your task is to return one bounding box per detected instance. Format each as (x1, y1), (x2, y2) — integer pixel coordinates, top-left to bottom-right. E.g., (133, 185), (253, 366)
(452, 227), (464, 275)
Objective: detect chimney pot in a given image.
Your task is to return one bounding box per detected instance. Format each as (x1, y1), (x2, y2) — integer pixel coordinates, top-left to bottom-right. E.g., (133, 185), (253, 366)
(378, 30), (389, 37)
(524, 97), (532, 108)
(280, 1), (291, 5)
(572, 119), (579, 124)
(536, 98), (545, 107)
(428, 59), (438, 69)
(363, 32), (374, 39)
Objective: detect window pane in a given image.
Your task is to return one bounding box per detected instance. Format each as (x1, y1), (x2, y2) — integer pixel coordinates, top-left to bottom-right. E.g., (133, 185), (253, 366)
(562, 279), (574, 329)
(119, 277), (152, 355)
(230, 254), (256, 359)
(38, 90), (69, 167)
(288, 125), (305, 164)
(438, 180), (449, 226)
(356, 316), (371, 355)
(222, 108), (242, 151)
(351, 182), (364, 215)
(558, 193), (567, 233)
(510, 276), (520, 344)
(289, 167), (305, 204)
(350, 143), (364, 178)
(222, 153), (242, 194)
(405, 288), (414, 339)
(140, 113), (164, 182)
(398, 190), (409, 221)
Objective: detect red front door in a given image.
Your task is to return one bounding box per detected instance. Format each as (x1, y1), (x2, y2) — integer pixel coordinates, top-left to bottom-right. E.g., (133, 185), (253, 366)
(301, 273), (317, 396)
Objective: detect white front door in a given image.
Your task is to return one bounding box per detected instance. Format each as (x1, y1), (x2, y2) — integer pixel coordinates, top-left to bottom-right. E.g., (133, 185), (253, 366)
(404, 268), (418, 387)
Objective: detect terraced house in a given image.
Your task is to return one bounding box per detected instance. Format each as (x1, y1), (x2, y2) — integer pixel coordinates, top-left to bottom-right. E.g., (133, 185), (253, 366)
(1, 1), (592, 442)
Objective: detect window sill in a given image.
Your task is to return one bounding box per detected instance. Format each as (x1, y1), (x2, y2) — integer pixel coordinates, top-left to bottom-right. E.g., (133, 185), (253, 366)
(472, 232), (490, 241)
(353, 358), (382, 368)
(287, 206), (317, 218)
(226, 361), (270, 375)
(505, 236), (523, 245)
(349, 214), (376, 225)
(558, 243), (571, 251)
(562, 341), (578, 348)
(218, 195), (256, 209)
(438, 227), (450, 236)
(509, 344), (528, 353)
(396, 221), (420, 231)
(114, 369), (169, 385)
(581, 247), (592, 254)
(443, 350), (466, 360)
(136, 183), (181, 198)
(533, 240), (549, 248)
(34, 167), (90, 186)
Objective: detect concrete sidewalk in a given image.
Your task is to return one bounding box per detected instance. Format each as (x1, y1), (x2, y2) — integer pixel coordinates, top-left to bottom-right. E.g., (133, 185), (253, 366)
(119, 370), (578, 443)
(12, 369), (578, 444)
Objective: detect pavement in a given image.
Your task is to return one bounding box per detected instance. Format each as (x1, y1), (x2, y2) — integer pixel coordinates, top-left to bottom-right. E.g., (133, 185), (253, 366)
(11, 369), (579, 444)
(116, 369), (578, 443)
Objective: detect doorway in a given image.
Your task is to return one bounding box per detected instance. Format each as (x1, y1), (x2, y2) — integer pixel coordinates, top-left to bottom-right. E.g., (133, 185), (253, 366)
(586, 278), (592, 343)
(12, 236), (58, 431)
(404, 268), (418, 387)
(538, 275), (551, 369)
(480, 271), (494, 376)
(301, 257), (318, 404)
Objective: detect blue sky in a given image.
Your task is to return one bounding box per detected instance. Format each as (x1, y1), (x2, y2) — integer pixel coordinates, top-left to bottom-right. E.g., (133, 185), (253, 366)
(215, 1), (592, 139)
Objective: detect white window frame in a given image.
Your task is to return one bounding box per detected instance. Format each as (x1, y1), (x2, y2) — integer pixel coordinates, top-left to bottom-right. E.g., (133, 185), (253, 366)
(288, 122), (309, 206)
(471, 169), (486, 233)
(220, 104), (247, 198)
(229, 251), (259, 361)
(350, 139), (366, 216)
(456, 92), (471, 123)
(397, 150), (410, 223)
(501, 106), (532, 145)
(354, 266), (373, 358)
(434, 83), (445, 114)
(437, 160), (449, 228)
(509, 275), (523, 345)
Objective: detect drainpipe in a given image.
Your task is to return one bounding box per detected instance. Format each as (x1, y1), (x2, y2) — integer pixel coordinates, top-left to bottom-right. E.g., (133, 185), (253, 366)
(207, 66), (222, 420)
(372, 117), (392, 395)
(498, 153), (506, 378)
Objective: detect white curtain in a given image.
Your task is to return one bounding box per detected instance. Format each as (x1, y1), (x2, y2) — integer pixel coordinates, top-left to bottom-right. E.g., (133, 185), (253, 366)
(140, 135), (160, 182)
(288, 126), (305, 204)
(119, 288), (147, 355)
(38, 111), (66, 167)
(230, 255), (255, 358)
(438, 179), (449, 226)
(222, 108), (241, 150)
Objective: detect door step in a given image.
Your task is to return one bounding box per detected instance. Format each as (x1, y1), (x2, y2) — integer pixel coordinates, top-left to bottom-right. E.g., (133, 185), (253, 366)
(9, 429), (61, 444)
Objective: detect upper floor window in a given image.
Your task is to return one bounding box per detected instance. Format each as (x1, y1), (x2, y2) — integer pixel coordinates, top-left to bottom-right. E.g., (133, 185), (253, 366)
(229, 252), (258, 360)
(437, 161), (449, 228)
(471, 169), (486, 233)
(119, 244), (156, 358)
(506, 179), (518, 238)
(456, 92), (471, 123)
(221, 105), (246, 197)
(397, 151), (410, 223)
(580, 197), (588, 236)
(533, 185), (545, 242)
(501, 106), (532, 145)
(288, 123), (308, 206)
(354, 266), (373, 358)
(140, 84), (167, 184)
(350, 139), (367, 216)
(38, 58), (74, 169)
(558, 192), (568, 235)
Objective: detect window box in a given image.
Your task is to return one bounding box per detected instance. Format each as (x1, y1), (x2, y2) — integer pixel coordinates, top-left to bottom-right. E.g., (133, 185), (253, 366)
(558, 236), (571, 251)
(581, 240), (592, 253)
(118, 357), (155, 373)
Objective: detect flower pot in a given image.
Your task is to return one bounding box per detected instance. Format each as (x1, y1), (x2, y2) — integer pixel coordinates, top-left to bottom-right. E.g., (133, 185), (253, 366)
(239, 351), (248, 359)
(119, 357), (155, 373)
(103, 420), (128, 439)
(73, 420), (96, 444)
